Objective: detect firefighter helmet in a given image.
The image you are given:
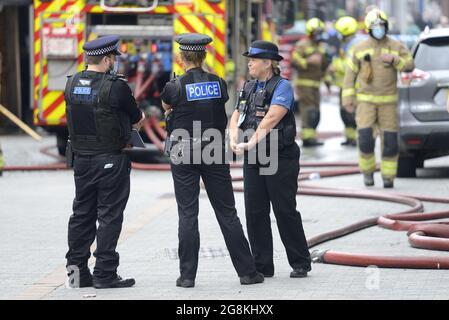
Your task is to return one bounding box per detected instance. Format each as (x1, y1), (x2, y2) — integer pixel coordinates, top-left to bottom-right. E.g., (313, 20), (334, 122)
(335, 16), (358, 37)
(365, 9), (389, 30)
(306, 18), (325, 36)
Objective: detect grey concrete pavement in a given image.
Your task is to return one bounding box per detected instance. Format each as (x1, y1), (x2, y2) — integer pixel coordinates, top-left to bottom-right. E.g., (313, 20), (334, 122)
(1, 96), (449, 300)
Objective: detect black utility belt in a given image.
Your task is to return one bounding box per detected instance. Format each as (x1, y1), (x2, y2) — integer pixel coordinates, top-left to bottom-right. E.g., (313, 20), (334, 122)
(164, 136), (224, 156)
(75, 151), (124, 158)
(168, 137), (213, 143)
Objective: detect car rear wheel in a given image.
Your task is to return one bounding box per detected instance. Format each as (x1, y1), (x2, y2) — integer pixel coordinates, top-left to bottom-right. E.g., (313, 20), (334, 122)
(397, 154), (417, 178)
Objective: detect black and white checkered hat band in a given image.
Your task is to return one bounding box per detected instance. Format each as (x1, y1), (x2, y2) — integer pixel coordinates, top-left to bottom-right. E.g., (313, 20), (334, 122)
(85, 43), (118, 56)
(179, 44), (206, 51)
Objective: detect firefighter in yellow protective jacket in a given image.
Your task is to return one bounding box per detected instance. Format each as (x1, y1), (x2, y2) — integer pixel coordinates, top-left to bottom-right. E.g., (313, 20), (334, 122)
(342, 9), (415, 188)
(328, 16), (364, 146)
(292, 18), (329, 147)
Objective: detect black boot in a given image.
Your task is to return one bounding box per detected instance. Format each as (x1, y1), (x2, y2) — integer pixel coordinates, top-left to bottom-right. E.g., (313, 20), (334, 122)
(66, 268), (93, 288)
(66, 274), (93, 288)
(93, 275), (135, 289)
(240, 272), (264, 285)
(176, 277), (195, 288)
(290, 268), (309, 278)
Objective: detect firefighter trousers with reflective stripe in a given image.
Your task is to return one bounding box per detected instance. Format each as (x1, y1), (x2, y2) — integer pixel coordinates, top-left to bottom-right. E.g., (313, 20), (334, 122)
(66, 153), (131, 281)
(339, 89), (356, 140)
(356, 103), (399, 179)
(297, 86), (321, 140)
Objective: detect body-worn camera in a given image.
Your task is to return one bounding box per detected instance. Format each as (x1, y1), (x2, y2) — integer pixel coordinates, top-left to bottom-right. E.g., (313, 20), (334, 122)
(254, 89), (269, 118)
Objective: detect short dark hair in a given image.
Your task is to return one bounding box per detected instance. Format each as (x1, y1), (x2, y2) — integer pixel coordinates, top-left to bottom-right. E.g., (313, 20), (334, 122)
(86, 54), (110, 65)
(180, 51), (206, 67)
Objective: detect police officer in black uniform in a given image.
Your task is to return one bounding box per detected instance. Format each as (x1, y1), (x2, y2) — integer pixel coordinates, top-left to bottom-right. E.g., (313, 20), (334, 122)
(64, 35), (145, 289)
(161, 33), (264, 288)
(229, 40), (311, 278)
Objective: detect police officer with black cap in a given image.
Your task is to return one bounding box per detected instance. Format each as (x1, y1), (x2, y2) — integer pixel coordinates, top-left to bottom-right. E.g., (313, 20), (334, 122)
(229, 40), (312, 279)
(64, 35), (145, 289)
(161, 33), (263, 288)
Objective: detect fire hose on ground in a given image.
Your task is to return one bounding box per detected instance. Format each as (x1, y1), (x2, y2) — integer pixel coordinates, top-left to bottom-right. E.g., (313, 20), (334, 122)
(3, 116), (449, 269)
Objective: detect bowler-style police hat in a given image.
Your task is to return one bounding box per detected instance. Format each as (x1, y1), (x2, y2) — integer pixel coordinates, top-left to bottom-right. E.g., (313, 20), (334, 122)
(175, 33), (212, 52)
(82, 35), (122, 56)
(242, 40), (284, 61)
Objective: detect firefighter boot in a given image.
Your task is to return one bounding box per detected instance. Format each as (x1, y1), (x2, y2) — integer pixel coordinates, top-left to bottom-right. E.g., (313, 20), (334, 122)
(363, 173), (374, 187)
(341, 138), (357, 147)
(302, 139), (324, 147)
(383, 178), (394, 189)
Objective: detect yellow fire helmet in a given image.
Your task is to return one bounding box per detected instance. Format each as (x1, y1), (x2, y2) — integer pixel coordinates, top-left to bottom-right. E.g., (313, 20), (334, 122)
(364, 9), (389, 30)
(335, 16), (358, 37)
(306, 18), (325, 36)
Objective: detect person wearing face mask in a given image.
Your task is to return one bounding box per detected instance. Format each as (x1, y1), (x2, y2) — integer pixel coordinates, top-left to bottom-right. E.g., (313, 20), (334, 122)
(64, 35), (145, 289)
(292, 18), (330, 147)
(342, 9), (415, 188)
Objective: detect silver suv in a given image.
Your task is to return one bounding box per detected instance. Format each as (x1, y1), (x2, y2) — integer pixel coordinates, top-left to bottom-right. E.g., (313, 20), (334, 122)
(398, 28), (449, 177)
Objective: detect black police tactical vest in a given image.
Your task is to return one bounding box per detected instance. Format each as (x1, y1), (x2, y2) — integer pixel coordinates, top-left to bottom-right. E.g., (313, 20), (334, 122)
(170, 68), (227, 136)
(239, 75), (296, 150)
(64, 71), (130, 154)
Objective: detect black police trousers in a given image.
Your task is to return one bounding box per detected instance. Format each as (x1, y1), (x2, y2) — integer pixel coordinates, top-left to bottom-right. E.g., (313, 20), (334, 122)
(243, 154), (311, 276)
(66, 152), (131, 281)
(170, 162), (257, 280)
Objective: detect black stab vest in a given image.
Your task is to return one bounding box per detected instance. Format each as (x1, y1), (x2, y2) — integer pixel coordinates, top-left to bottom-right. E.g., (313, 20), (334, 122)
(239, 75), (297, 151)
(64, 71), (130, 154)
(170, 68), (228, 137)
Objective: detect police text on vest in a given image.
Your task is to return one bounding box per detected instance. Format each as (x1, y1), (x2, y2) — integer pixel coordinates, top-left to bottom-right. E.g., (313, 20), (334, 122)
(186, 81), (221, 101)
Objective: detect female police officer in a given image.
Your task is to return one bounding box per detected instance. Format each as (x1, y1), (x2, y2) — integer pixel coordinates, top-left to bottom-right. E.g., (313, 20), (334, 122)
(160, 33), (263, 288)
(229, 40), (311, 278)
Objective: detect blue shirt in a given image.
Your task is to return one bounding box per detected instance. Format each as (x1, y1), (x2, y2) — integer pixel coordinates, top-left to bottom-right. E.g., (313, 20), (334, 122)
(255, 79), (294, 111)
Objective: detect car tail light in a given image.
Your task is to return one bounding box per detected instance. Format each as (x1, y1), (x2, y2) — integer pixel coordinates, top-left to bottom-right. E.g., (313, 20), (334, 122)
(406, 138), (423, 146)
(401, 69), (430, 85)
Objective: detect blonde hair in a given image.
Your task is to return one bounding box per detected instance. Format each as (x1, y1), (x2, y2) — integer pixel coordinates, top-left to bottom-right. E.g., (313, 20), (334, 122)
(271, 60), (281, 75)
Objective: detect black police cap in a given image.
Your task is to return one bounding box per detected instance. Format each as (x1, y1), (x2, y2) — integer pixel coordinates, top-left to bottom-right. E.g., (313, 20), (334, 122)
(243, 40), (284, 61)
(175, 33), (212, 52)
(83, 35), (122, 56)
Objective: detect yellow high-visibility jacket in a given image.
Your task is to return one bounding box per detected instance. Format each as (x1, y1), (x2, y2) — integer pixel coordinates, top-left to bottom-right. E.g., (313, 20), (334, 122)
(342, 36), (415, 106)
(328, 34), (366, 89)
(328, 52), (346, 89)
(292, 39), (327, 89)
